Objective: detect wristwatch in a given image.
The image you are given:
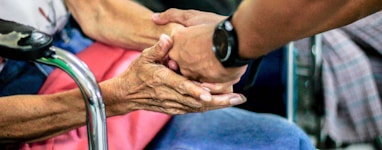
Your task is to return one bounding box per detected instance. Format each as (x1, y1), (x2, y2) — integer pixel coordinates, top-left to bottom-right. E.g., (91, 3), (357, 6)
(212, 15), (250, 67)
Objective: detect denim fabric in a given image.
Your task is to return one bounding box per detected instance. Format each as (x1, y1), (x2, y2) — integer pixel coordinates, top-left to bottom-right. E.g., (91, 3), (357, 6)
(146, 107), (315, 150)
(0, 60), (46, 96)
(53, 26), (93, 54)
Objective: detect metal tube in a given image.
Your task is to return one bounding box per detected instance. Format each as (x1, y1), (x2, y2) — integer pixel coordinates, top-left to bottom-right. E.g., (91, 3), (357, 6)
(286, 42), (295, 123)
(311, 34), (322, 82)
(36, 46), (108, 150)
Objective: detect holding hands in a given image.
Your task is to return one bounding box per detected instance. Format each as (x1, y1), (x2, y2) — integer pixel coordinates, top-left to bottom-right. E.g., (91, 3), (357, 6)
(102, 34), (246, 115)
(152, 9), (248, 93)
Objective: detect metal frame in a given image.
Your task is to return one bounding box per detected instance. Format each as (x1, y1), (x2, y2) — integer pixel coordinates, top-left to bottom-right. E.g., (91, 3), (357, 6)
(37, 47), (108, 150)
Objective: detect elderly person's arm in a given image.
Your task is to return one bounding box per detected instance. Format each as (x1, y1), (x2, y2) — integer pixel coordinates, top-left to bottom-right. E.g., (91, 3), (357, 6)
(0, 35), (246, 144)
(64, 0), (182, 50)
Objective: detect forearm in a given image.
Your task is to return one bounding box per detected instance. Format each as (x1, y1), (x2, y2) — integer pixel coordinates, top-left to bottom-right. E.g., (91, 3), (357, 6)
(0, 90), (86, 143)
(234, 0), (382, 59)
(0, 83), (131, 143)
(64, 0), (181, 50)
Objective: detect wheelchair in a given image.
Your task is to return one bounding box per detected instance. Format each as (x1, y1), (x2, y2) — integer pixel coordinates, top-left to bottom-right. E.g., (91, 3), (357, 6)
(0, 19), (108, 150)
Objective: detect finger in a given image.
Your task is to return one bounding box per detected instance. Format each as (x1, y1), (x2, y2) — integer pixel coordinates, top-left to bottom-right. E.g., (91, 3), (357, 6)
(154, 68), (212, 102)
(207, 93), (246, 106)
(131, 104), (188, 115)
(200, 82), (234, 94)
(152, 13), (168, 25)
(152, 8), (185, 25)
(130, 98), (195, 110)
(151, 86), (204, 108)
(178, 68), (201, 81)
(167, 59), (179, 71)
(194, 93), (247, 112)
(141, 34), (172, 62)
(130, 99), (212, 115)
(153, 9), (197, 27)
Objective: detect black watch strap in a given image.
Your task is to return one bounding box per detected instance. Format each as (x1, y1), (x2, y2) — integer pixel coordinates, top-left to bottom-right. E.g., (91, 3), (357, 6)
(213, 15), (251, 67)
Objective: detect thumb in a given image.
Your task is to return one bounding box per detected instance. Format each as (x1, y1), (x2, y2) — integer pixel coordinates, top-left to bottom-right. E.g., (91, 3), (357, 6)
(200, 82), (234, 94)
(152, 9), (187, 25)
(142, 34), (172, 62)
(152, 13), (169, 25)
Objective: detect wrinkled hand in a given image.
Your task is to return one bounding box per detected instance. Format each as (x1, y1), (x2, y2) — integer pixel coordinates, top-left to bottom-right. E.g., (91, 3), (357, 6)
(103, 34), (246, 115)
(152, 9), (247, 93)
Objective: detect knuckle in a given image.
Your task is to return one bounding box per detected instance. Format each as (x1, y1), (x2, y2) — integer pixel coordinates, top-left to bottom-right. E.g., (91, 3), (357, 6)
(182, 12), (192, 21)
(178, 9), (197, 24)
(148, 68), (167, 86)
(177, 82), (188, 95)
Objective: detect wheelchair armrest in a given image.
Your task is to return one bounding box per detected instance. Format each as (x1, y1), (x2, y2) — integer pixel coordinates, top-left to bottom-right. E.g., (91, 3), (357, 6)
(0, 19), (52, 60)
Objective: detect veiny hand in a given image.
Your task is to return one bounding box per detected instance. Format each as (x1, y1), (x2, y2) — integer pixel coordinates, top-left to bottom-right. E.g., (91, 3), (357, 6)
(102, 34), (246, 115)
(152, 9), (247, 92)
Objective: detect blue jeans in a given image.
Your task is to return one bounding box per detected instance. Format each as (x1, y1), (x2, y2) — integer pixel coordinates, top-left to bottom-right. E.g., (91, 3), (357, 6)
(146, 107), (315, 150)
(0, 60), (46, 96)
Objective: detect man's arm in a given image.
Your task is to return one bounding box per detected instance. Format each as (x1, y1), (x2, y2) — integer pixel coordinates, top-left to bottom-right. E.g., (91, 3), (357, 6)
(0, 35), (246, 143)
(64, 0), (183, 50)
(234, 0), (382, 59)
(152, 0), (382, 84)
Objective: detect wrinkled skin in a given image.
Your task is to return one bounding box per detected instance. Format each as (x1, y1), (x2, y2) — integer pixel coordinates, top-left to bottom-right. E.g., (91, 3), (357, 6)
(0, 35), (246, 143)
(103, 34), (247, 115)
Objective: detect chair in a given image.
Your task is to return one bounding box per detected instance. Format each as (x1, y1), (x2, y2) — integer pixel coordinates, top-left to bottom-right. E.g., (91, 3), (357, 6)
(292, 31), (382, 149)
(287, 34), (325, 147)
(0, 19), (108, 150)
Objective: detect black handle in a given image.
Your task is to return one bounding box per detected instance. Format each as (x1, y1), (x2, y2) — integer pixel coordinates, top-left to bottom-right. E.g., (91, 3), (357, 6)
(0, 19), (53, 60)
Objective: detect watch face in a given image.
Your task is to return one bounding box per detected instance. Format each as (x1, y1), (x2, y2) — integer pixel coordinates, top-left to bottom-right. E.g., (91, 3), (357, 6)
(212, 16), (250, 67)
(213, 29), (230, 61)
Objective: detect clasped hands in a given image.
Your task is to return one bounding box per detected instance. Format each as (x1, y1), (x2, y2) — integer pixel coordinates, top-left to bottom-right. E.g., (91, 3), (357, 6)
(105, 9), (248, 115)
(152, 9), (248, 92)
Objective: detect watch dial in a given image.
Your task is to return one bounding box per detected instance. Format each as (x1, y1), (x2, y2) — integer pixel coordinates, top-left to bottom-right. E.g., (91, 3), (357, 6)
(213, 29), (229, 61)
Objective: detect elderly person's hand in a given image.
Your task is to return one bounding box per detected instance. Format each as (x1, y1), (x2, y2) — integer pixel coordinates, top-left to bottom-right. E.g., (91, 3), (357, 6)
(101, 34), (246, 115)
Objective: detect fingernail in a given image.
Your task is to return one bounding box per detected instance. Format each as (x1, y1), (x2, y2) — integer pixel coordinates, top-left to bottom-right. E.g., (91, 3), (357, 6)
(230, 97), (244, 105)
(152, 13), (160, 20)
(160, 34), (170, 41)
(159, 34), (169, 47)
(200, 93), (212, 102)
(158, 37), (163, 47)
(202, 87), (211, 92)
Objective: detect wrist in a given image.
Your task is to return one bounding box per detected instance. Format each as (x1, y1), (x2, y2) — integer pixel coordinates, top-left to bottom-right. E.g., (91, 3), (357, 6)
(212, 15), (251, 67)
(99, 79), (131, 117)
